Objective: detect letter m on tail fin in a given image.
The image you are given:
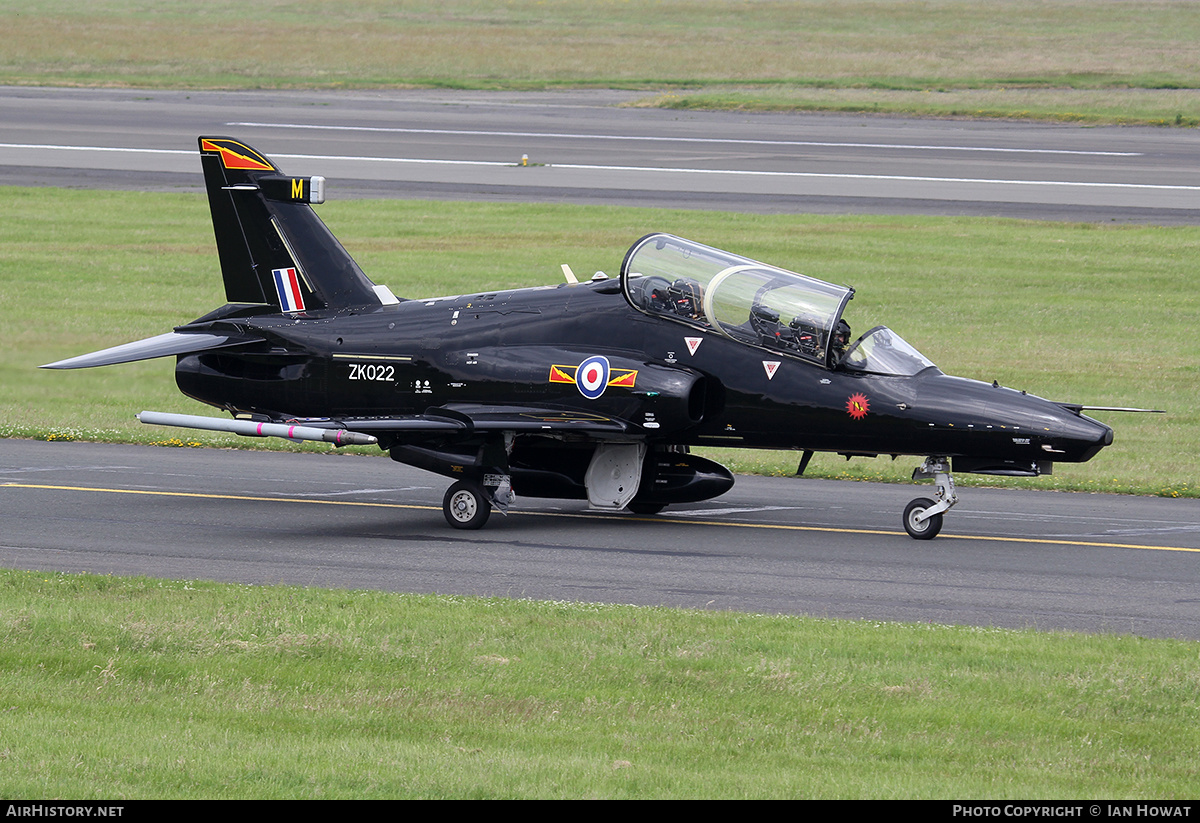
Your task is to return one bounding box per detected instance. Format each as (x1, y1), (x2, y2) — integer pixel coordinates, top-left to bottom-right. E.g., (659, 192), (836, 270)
(198, 136), (385, 311)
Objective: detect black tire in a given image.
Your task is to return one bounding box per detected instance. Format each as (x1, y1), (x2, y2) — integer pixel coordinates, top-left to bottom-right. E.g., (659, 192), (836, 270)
(443, 481), (491, 530)
(903, 497), (943, 540)
(627, 501), (666, 515)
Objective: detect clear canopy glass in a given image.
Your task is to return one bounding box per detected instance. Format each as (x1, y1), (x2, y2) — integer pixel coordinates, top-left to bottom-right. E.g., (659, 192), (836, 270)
(621, 234), (856, 368)
(838, 326), (937, 376)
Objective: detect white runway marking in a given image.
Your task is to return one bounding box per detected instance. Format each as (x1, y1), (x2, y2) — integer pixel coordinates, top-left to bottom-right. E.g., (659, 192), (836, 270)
(3, 142), (1188, 193)
(226, 121), (1144, 157)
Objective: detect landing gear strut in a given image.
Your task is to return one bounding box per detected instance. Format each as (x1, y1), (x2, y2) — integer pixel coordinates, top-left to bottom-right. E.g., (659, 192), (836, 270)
(904, 457), (958, 540)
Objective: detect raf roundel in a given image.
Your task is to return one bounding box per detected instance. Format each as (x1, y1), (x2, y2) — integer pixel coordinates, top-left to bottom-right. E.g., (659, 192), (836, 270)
(576, 355), (610, 400)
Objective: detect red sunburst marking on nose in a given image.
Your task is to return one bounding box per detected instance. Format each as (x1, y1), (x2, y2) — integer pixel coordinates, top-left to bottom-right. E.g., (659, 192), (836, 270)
(846, 393), (870, 420)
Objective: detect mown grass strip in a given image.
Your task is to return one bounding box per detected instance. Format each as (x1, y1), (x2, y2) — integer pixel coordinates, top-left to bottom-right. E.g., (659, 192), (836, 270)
(1, 568), (1198, 798)
(0, 1), (1197, 125)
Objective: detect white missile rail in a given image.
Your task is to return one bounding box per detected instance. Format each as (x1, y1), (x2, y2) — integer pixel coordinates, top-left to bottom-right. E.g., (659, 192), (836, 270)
(137, 411), (378, 447)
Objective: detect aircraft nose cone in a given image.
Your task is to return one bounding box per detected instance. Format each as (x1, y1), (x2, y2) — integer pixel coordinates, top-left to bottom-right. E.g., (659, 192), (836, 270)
(1058, 410), (1113, 462)
(919, 374), (1114, 464)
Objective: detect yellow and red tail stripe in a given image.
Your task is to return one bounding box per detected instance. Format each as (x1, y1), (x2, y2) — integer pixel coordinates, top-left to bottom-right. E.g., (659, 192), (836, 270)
(200, 138), (276, 172)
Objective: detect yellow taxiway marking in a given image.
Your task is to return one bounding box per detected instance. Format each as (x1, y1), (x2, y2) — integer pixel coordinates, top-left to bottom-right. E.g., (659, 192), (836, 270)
(4, 482), (1199, 554)
(2, 482), (438, 512)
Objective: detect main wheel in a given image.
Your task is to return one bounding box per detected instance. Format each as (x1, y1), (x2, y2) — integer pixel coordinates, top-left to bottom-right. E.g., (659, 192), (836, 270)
(903, 497), (943, 540)
(627, 501), (666, 515)
(443, 481), (491, 530)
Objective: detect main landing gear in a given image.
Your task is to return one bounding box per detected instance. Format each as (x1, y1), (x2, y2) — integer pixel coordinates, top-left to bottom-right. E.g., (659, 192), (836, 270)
(442, 475), (514, 530)
(904, 457), (958, 540)
(443, 480), (491, 530)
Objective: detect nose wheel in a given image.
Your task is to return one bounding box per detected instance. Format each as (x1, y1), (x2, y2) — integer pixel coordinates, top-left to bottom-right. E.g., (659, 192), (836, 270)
(903, 497), (943, 539)
(905, 457), (957, 540)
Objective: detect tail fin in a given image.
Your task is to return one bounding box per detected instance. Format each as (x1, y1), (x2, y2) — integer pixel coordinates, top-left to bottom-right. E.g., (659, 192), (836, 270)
(199, 137), (394, 311)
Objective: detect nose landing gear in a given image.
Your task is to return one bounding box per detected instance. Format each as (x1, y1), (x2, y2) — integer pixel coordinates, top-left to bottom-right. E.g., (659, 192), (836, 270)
(904, 457), (957, 540)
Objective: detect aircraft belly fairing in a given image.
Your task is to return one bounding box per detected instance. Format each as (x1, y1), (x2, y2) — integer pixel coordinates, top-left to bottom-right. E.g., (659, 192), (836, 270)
(41, 136), (1126, 538)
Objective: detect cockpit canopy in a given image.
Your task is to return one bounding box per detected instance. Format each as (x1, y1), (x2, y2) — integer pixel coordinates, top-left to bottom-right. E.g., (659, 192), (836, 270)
(621, 233), (855, 368)
(620, 233), (938, 375)
(839, 325), (937, 376)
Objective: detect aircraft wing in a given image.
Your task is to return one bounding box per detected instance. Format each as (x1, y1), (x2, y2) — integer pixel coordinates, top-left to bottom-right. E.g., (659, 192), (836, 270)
(41, 331), (261, 370)
(137, 403), (638, 446)
(317, 403), (637, 438)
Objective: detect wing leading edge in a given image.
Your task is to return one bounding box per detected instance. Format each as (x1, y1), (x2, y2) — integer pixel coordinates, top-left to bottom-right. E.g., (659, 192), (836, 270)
(136, 403), (637, 446)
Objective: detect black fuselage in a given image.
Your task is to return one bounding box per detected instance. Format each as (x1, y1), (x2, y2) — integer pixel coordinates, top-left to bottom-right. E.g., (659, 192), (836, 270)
(176, 277), (1112, 475)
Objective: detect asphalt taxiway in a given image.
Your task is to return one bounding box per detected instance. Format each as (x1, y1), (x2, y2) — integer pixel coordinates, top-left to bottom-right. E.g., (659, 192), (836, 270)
(3, 440), (1197, 639)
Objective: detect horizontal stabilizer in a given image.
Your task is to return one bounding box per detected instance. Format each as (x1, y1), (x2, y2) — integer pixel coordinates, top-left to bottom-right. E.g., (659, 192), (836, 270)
(40, 331), (258, 370)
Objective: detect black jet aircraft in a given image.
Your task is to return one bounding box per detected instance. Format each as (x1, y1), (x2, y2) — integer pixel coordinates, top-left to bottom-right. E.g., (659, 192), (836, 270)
(44, 136), (1119, 538)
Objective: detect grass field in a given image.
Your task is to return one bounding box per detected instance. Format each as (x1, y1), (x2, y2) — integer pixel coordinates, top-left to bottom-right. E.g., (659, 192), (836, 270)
(2, 568), (1198, 799)
(3, 187), (1195, 496)
(1, 0), (1198, 125)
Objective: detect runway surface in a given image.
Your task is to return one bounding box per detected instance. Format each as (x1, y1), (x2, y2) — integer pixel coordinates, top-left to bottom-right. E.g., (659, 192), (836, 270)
(3, 440), (1198, 639)
(2, 86), (1199, 223)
